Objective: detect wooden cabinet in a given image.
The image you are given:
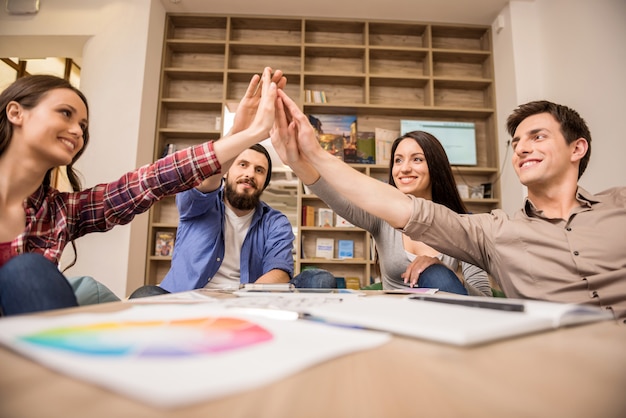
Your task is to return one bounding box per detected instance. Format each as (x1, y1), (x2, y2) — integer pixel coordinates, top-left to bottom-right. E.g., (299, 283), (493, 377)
(145, 14), (500, 287)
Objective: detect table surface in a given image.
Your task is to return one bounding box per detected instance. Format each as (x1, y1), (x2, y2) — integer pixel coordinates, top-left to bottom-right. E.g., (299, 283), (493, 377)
(1, 292), (625, 418)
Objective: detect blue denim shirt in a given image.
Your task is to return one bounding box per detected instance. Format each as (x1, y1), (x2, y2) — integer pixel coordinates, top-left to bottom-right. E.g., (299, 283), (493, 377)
(160, 183), (295, 292)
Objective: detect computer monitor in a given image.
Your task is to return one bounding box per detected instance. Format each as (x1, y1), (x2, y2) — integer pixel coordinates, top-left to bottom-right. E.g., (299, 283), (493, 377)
(400, 120), (477, 166)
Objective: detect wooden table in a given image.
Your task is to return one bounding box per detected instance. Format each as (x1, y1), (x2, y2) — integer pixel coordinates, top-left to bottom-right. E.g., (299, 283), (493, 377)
(1, 295), (625, 418)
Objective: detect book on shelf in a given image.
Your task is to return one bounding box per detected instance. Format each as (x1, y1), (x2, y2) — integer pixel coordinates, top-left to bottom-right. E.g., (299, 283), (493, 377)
(345, 277), (361, 290)
(308, 114), (357, 161)
(337, 240), (354, 259)
(304, 89), (327, 103)
(302, 205), (315, 227)
(355, 131), (376, 164)
(160, 143), (176, 158)
(335, 214), (354, 228)
(375, 127), (398, 165)
(315, 237), (334, 259)
(317, 208), (333, 228)
(155, 231), (175, 256)
(482, 182), (493, 199)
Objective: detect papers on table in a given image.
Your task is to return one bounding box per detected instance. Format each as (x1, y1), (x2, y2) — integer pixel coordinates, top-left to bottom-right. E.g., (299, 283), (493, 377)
(0, 303), (389, 408)
(0, 291), (614, 407)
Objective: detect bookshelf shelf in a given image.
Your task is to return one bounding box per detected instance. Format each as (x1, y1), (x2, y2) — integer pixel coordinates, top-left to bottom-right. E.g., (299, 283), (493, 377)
(145, 14), (500, 287)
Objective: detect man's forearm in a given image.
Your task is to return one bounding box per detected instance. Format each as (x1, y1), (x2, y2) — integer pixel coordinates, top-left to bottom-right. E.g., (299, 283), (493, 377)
(255, 269), (291, 283)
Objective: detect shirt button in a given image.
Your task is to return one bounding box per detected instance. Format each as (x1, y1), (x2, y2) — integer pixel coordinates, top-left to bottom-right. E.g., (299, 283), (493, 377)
(573, 251), (579, 256)
(566, 227), (572, 231)
(216, 258), (221, 262)
(591, 291), (598, 298)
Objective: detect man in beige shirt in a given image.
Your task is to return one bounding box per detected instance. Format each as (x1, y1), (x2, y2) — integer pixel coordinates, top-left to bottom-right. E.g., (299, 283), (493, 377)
(271, 94), (626, 321)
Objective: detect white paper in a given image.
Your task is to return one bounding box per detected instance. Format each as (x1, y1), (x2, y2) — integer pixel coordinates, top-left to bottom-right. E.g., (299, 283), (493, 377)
(0, 303), (389, 408)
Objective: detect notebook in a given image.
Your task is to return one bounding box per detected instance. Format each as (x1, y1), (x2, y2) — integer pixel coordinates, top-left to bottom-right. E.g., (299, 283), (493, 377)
(303, 295), (614, 346)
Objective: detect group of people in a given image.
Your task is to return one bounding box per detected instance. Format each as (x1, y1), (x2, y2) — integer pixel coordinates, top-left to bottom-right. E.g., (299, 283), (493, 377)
(0, 67), (624, 321)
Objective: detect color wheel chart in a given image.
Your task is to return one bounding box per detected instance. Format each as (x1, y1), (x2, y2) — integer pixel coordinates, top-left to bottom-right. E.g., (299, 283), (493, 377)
(19, 316), (273, 357)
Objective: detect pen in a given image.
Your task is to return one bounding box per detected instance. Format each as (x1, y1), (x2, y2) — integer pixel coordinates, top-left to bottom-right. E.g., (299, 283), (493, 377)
(409, 295), (525, 312)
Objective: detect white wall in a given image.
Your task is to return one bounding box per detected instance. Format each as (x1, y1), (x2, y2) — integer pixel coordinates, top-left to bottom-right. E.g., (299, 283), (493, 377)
(2, 0), (624, 296)
(492, 0), (626, 215)
(0, 0), (166, 298)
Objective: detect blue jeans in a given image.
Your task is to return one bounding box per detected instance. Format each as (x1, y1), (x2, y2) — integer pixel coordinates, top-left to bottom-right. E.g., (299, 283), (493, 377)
(417, 264), (468, 295)
(129, 268), (337, 299)
(291, 268), (337, 289)
(0, 253), (78, 316)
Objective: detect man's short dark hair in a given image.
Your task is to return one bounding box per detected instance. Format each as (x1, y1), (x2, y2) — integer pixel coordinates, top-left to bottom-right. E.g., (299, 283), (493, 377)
(249, 143), (272, 189)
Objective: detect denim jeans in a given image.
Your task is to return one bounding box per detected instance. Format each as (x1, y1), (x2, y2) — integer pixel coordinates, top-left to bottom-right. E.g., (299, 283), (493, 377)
(291, 268), (337, 289)
(0, 253), (78, 316)
(129, 268), (337, 299)
(417, 264), (468, 295)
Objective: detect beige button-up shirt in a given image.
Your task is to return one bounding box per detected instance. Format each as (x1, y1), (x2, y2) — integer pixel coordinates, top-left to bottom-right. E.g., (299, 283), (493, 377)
(403, 187), (626, 320)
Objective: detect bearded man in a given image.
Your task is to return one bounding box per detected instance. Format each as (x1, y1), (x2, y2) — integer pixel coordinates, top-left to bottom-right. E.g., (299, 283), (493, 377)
(132, 144), (335, 296)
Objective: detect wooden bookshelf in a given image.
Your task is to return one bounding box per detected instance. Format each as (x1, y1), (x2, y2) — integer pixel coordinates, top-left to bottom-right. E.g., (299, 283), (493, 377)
(145, 14), (500, 287)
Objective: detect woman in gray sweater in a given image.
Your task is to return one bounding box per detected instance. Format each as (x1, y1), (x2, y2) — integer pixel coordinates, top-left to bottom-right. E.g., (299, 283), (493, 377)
(287, 130), (490, 296)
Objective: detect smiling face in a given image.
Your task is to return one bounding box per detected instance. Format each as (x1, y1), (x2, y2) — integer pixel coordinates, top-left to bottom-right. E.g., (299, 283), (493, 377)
(17, 88), (88, 168)
(511, 112), (580, 190)
(391, 137), (432, 199)
(224, 148), (269, 211)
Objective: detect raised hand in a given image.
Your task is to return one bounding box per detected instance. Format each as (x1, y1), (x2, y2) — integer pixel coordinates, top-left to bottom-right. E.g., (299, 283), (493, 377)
(231, 69), (286, 135)
(275, 89), (325, 160)
(271, 90), (321, 184)
(212, 67), (278, 166)
(246, 67), (279, 139)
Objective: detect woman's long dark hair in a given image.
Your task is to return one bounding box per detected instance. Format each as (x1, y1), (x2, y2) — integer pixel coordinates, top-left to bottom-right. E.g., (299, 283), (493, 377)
(0, 75), (90, 270)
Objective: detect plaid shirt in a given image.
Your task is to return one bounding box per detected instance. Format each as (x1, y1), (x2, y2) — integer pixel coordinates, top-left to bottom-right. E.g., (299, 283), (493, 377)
(6, 142), (220, 265)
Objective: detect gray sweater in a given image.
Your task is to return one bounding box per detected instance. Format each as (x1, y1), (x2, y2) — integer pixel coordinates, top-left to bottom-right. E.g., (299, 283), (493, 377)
(309, 177), (491, 296)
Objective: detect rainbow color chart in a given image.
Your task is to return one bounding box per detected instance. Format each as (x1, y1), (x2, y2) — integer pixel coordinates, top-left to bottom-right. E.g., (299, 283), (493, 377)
(20, 316), (273, 357)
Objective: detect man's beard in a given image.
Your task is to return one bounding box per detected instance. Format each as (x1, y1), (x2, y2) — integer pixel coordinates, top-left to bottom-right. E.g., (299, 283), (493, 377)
(224, 179), (262, 211)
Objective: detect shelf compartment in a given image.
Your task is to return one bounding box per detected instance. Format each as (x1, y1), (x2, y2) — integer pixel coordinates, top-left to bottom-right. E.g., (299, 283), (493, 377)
(230, 17), (302, 44)
(167, 16), (227, 41)
(154, 135), (210, 159)
(159, 100), (223, 131)
(148, 196), (179, 225)
(304, 46), (365, 74)
(161, 70), (224, 101)
(228, 44), (301, 73)
(145, 258), (175, 286)
(301, 229), (368, 260)
(433, 79), (493, 109)
(305, 20), (365, 45)
(369, 48), (429, 77)
(369, 77), (430, 107)
(165, 41), (226, 69)
(432, 50), (492, 79)
(368, 22), (427, 48)
(226, 71), (301, 101)
(304, 74), (365, 105)
(431, 25), (491, 51)
(299, 261), (368, 287)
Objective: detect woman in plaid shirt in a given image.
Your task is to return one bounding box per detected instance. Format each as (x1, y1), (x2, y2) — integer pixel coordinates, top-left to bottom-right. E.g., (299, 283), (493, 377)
(0, 67), (283, 316)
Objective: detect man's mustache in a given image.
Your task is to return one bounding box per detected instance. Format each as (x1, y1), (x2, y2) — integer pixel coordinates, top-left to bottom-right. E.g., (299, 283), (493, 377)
(237, 178), (257, 189)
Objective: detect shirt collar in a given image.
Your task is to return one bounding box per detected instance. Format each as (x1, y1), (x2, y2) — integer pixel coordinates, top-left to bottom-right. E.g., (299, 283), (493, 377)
(26, 184), (47, 210)
(522, 186), (597, 217)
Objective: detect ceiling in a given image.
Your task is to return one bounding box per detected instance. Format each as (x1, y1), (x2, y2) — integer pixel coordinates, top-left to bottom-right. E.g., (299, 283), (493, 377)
(159, 0), (511, 26)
